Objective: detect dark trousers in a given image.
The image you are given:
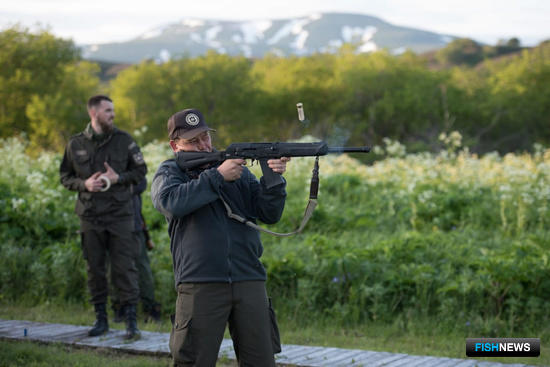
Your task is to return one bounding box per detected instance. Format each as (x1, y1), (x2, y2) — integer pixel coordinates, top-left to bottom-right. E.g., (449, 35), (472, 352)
(111, 230), (157, 311)
(134, 230), (156, 310)
(170, 281), (276, 367)
(81, 227), (139, 305)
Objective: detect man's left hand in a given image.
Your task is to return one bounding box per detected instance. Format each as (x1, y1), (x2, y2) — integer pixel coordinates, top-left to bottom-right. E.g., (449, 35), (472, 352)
(267, 157), (291, 174)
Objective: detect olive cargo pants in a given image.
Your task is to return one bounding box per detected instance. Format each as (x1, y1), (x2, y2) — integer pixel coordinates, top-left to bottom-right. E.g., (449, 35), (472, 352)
(170, 281), (279, 367)
(81, 226), (139, 305)
(110, 230), (157, 312)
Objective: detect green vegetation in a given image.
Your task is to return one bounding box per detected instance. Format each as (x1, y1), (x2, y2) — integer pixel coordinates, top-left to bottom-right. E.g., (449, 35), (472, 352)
(1, 26), (550, 154)
(0, 339), (237, 366)
(0, 25), (100, 151)
(2, 136), (550, 347)
(0, 340), (171, 367)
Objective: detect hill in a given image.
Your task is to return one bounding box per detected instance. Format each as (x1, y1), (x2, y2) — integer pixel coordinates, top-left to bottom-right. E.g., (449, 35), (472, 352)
(81, 12), (455, 63)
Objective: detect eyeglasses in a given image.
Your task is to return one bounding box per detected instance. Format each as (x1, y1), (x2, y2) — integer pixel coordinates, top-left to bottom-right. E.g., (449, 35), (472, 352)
(177, 131), (211, 146)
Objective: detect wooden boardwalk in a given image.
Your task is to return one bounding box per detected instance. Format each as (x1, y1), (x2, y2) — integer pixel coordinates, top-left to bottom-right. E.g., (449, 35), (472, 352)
(0, 319), (537, 367)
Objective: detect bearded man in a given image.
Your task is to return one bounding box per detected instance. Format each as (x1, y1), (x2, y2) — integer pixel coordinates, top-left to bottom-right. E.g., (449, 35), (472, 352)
(60, 94), (147, 340)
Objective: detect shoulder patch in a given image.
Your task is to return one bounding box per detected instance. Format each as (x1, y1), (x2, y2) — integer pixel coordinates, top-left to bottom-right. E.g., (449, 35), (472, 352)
(133, 152), (145, 165)
(128, 141), (137, 150)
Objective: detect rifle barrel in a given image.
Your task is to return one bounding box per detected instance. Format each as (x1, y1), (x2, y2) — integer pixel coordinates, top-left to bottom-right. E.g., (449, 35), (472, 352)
(327, 146), (371, 153)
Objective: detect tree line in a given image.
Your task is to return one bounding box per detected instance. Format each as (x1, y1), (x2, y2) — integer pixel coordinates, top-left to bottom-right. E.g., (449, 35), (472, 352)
(1, 25), (549, 156)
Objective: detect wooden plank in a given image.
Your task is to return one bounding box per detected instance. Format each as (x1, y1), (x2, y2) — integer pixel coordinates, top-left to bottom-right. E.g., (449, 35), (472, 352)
(428, 357), (465, 367)
(0, 320), (537, 367)
(343, 351), (384, 366)
(447, 360), (478, 367)
(451, 358), (490, 367)
(368, 353), (409, 366)
(385, 355), (443, 367)
(74, 330), (127, 348)
(421, 357), (464, 367)
(0, 319), (34, 332)
(10, 328), (66, 340)
(219, 338), (233, 349)
(280, 345), (325, 359)
(286, 347), (344, 365)
(50, 328), (90, 342)
(277, 345), (324, 361)
(346, 351), (394, 365)
(28, 324), (86, 339)
(309, 349), (370, 366)
(5, 323), (57, 338)
(312, 349), (367, 366)
(216, 339), (236, 361)
(137, 341), (169, 353)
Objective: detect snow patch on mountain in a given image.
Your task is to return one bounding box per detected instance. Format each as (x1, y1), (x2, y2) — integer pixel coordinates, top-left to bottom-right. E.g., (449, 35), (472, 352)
(190, 32), (202, 43)
(341, 26), (377, 43)
(291, 31), (309, 52)
(340, 26), (378, 53)
(181, 19), (205, 28)
(190, 25), (222, 48)
(205, 25), (222, 42)
(139, 27), (164, 40)
(240, 44), (253, 57)
(159, 49), (171, 62)
(240, 20), (272, 44)
(267, 16), (316, 45)
(358, 42), (377, 53)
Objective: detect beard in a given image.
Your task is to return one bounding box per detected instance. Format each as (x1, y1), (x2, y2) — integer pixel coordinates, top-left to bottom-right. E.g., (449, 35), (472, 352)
(97, 117), (113, 134)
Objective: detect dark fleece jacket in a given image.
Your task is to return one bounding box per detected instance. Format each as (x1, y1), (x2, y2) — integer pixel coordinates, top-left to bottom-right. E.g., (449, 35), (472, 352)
(151, 159), (286, 287)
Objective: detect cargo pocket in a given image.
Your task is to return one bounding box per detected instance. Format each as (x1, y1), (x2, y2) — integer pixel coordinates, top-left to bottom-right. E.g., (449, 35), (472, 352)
(268, 298), (282, 354)
(169, 313), (194, 363)
(74, 154), (92, 178)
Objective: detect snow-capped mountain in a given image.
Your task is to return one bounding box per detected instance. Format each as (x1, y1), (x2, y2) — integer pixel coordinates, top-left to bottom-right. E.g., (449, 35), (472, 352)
(82, 13), (454, 63)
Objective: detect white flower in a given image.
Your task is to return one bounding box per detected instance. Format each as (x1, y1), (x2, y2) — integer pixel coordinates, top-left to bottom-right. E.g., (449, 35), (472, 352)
(11, 197), (25, 210)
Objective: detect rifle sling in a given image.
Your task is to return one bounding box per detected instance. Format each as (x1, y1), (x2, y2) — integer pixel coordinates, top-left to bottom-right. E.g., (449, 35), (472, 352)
(220, 157), (320, 237)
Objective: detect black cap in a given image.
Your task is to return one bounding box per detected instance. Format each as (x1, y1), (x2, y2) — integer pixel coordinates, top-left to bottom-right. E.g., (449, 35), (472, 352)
(167, 108), (215, 140)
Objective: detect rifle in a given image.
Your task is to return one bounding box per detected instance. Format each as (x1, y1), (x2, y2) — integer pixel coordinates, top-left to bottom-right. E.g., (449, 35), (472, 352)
(175, 141), (370, 189)
(174, 141), (370, 237)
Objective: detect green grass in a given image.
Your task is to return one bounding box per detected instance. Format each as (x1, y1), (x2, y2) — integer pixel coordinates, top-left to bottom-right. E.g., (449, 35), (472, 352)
(0, 339), (238, 367)
(0, 339), (171, 367)
(278, 319), (548, 366)
(0, 302), (238, 366)
(1, 302), (547, 366)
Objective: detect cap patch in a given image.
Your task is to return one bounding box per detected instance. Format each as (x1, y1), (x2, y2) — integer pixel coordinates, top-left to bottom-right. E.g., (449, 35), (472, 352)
(185, 113), (200, 126)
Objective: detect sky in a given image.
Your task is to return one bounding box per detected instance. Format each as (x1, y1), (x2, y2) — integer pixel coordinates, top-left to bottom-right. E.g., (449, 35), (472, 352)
(1, 0), (548, 46)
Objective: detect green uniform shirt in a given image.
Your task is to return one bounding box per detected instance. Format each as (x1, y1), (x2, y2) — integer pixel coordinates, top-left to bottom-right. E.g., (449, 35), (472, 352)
(59, 123), (147, 224)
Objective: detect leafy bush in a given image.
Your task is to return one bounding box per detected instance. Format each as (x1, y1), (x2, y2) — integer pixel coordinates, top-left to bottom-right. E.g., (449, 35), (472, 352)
(2, 135), (550, 335)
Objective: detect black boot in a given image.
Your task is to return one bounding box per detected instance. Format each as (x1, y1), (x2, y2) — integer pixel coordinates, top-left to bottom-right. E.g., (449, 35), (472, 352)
(124, 304), (141, 340)
(112, 303), (124, 323)
(88, 303), (109, 336)
(145, 302), (162, 323)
